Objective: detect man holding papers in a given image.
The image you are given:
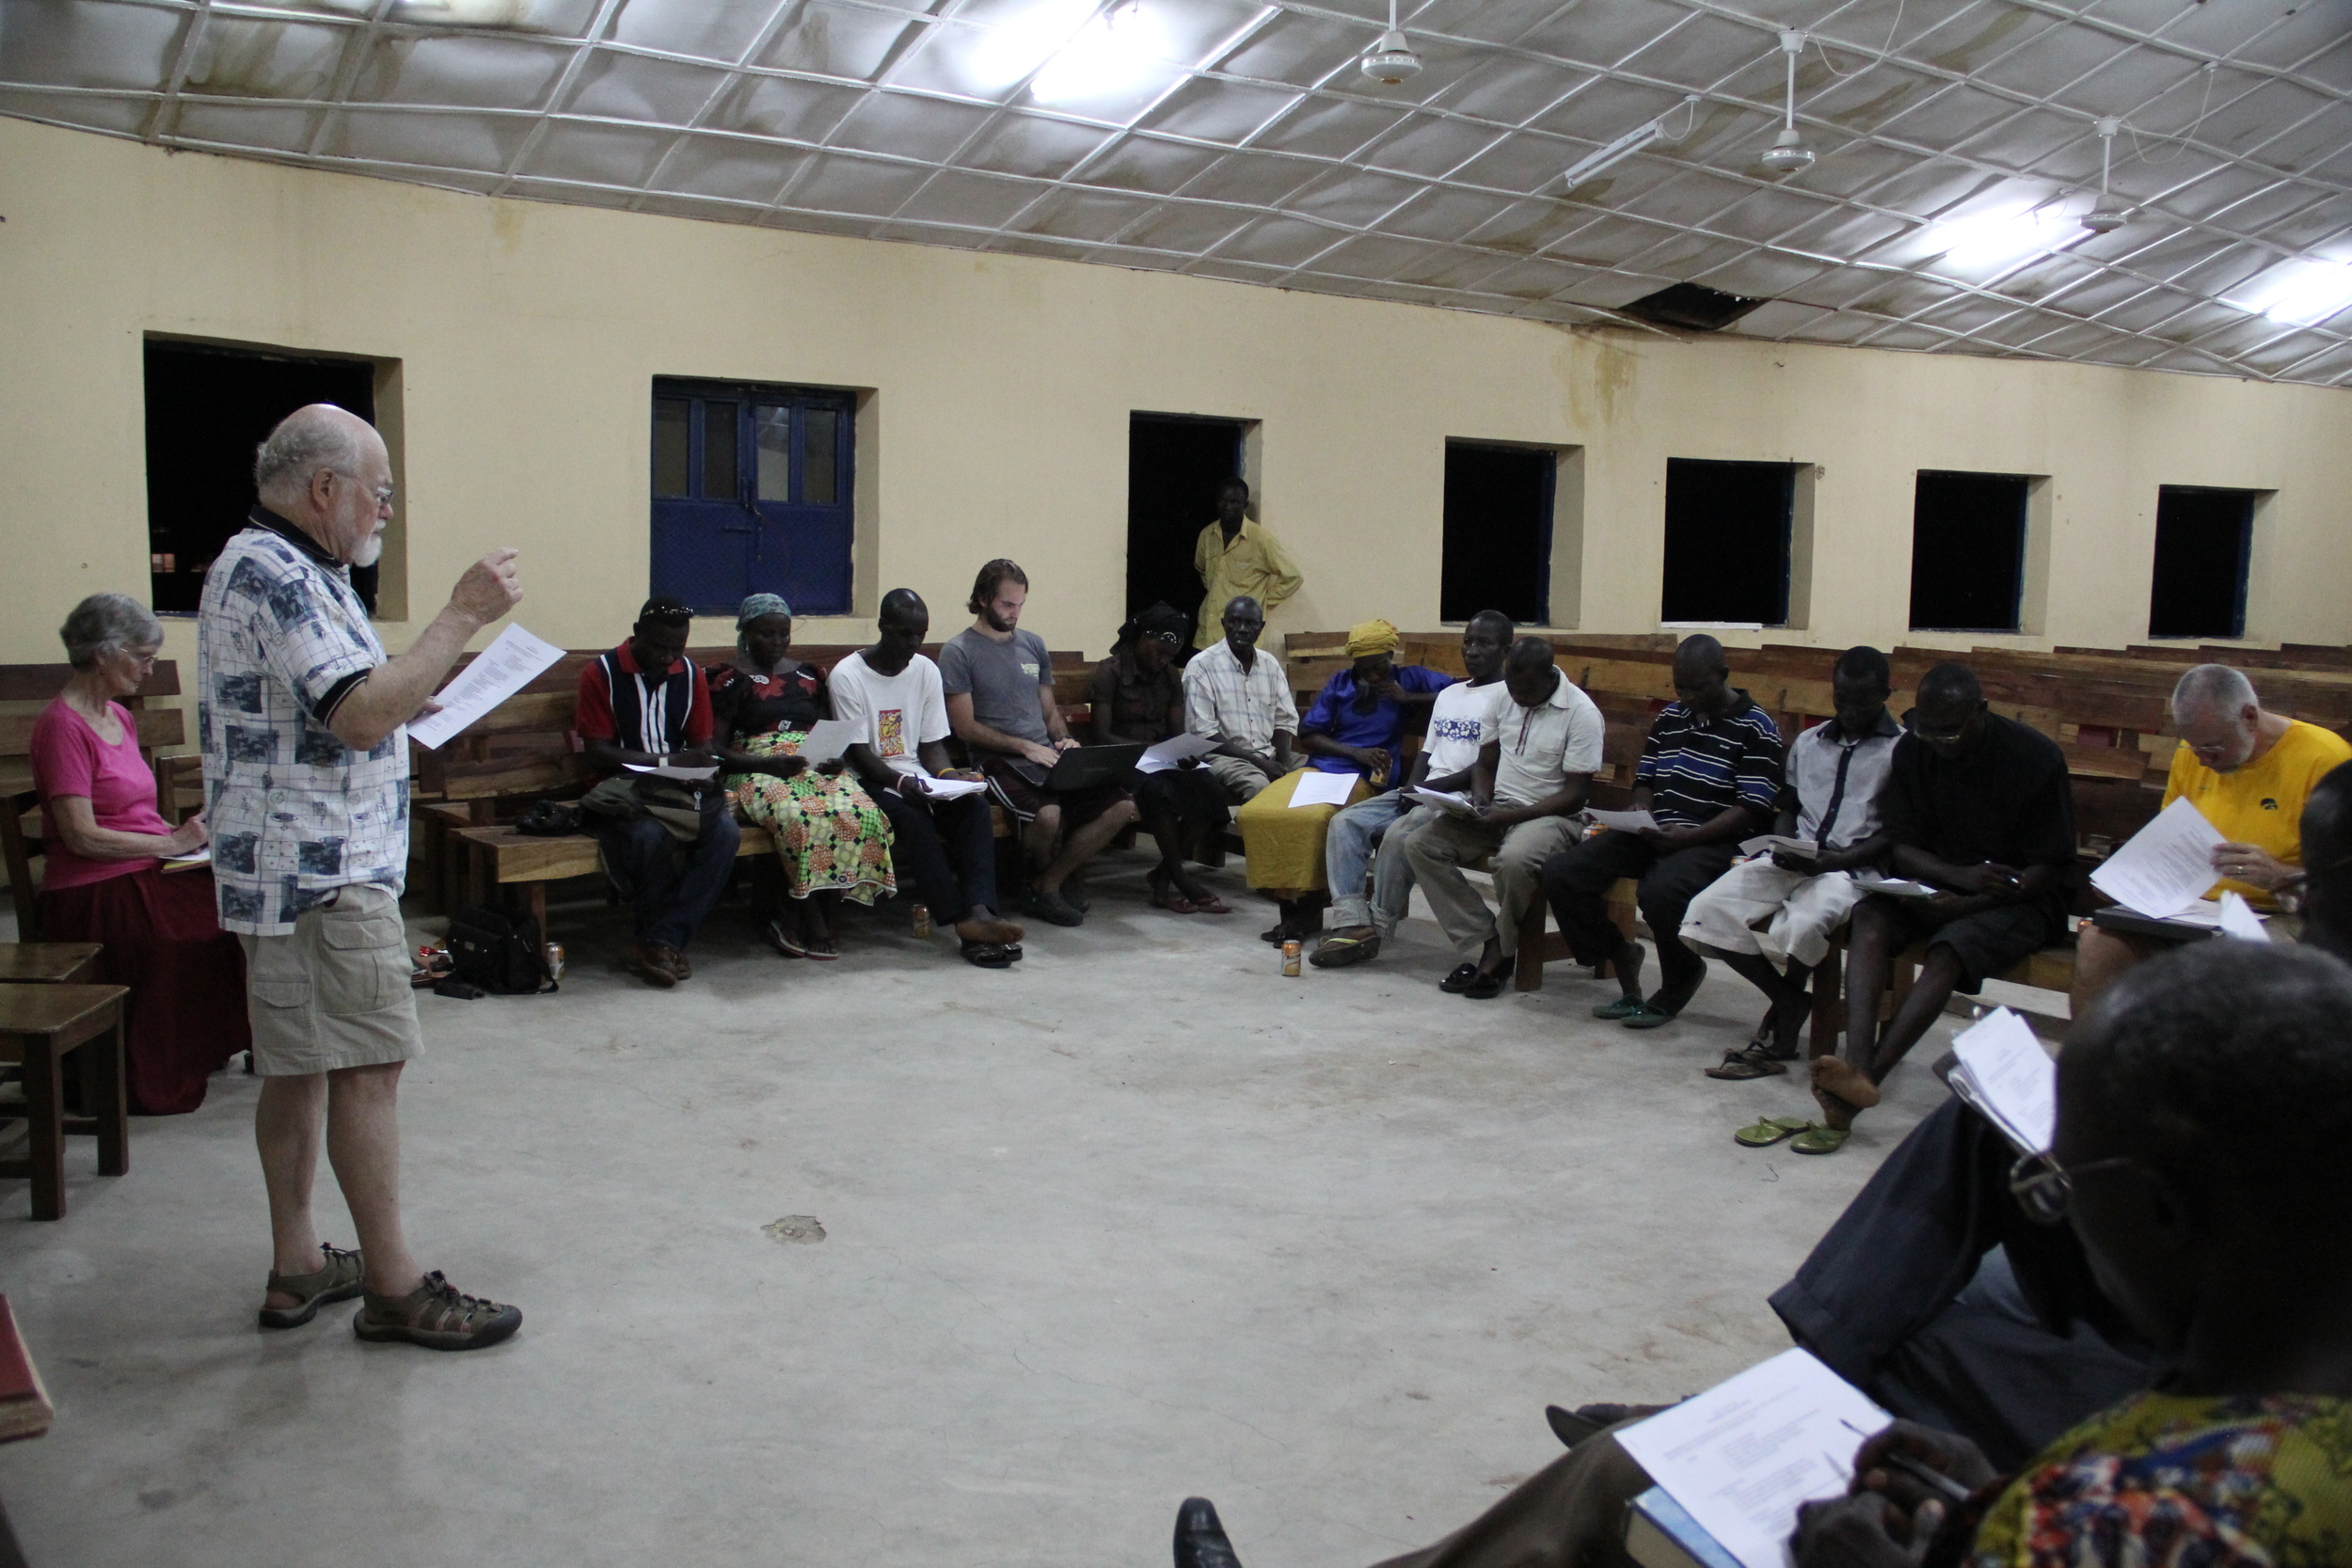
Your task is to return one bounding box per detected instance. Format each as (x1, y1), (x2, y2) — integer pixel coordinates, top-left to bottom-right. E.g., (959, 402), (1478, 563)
(1538, 635), (1784, 1029)
(1311, 611), (1512, 969)
(575, 595), (739, 989)
(832, 590), (1025, 969)
(1818, 663), (2074, 1153)
(2069, 663), (2350, 1015)
(1401, 638), (1603, 998)
(1090, 602), (1233, 916)
(1683, 647), (1900, 1083)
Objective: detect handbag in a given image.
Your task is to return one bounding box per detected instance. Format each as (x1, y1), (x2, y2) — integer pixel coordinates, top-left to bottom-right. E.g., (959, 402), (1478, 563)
(578, 772), (724, 845)
(513, 800), (582, 836)
(445, 904), (557, 995)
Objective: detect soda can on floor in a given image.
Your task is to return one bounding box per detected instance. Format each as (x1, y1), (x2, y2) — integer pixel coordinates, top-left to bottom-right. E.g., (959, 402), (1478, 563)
(544, 942), (566, 981)
(912, 903), (932, 939)
(1281, 940), (1302, 977)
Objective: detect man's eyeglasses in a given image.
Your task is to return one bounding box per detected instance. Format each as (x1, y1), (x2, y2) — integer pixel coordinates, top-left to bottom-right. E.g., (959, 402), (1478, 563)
(2008, 1149), (2138, 1226)
(1146, 630), (1182, 646)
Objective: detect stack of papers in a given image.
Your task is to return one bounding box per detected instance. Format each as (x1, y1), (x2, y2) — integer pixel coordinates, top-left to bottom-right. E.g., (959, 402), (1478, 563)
(625, 760), (719, 782)
(1615, 1349), (1890, 1568)
(1738, 834), (1818, 858)
(1585, 808), (1659, 833)
(1136, 734), (1216, 773)
(1851, 873), (1940, 898)
(161, 846), (212, 873)
(2090, 797), (2222, 918)
(1402, 787), (1479, 816)
(1947, 1006), (2056, 1156)
(904, 771), (987, 800)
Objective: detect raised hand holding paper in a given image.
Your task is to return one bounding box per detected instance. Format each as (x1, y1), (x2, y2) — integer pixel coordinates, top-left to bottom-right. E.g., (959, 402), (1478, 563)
(2090, 796), (2224, 918)
(1614, 1348), (1889, 1568)
(407, 624), (565, 750)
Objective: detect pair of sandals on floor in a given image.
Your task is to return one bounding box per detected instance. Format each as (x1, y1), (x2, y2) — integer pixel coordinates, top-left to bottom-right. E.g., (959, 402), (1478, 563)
(1718, 1001), (1879, 1154)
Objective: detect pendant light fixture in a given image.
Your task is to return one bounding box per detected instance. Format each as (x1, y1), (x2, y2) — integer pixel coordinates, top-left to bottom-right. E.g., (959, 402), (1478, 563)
(2081, 117), (2131, 233)
(1360, 0), (1422, 86)
(1758, 30), (1815, 175)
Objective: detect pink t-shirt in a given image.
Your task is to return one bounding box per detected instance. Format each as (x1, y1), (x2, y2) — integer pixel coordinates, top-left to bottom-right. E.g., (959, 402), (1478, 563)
(30, 699), (172, 892)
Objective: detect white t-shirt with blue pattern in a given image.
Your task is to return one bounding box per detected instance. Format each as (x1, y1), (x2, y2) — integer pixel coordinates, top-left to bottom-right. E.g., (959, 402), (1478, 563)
(196, 517), (407, 936)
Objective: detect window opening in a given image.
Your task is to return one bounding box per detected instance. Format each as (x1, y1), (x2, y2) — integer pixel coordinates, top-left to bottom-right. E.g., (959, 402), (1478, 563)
(2149, 486), (2256, 640)
(649, 379), (856, 616)
(1908, 470), (2031, 632)
(1660, 458), (1795, 626)
(144, 339), (382, 615)
(1126, 414), (1248, 625)
(1440, 441), (1555, 625)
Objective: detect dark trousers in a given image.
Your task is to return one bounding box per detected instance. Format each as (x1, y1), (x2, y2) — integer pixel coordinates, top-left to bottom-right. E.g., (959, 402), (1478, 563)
(1538, 831), (1739, 999)
(1769, 1098), (2157, 1469)
(600, 810), (740, 950)
(876, 786), (998, 927)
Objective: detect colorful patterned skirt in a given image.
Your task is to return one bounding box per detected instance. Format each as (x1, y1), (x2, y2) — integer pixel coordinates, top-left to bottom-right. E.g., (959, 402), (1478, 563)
(725, 732), (896, 904)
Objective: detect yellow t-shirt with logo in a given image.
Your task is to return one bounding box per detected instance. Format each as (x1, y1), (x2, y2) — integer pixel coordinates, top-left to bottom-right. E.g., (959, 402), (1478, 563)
(2162, 718), (2352, 904)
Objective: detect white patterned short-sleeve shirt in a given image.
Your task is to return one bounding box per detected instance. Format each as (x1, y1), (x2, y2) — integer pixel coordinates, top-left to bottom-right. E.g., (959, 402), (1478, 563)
(197, 511), (408, 935)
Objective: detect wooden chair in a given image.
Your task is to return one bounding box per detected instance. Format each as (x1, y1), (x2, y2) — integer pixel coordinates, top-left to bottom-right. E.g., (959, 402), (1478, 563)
(0, 945), (102, 985)
(0, 791), (41, 942)
(0, 984), (129, 1220)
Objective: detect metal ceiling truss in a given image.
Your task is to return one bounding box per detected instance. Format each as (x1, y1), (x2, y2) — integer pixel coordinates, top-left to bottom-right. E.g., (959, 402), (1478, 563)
(6, 0), (2347, 384)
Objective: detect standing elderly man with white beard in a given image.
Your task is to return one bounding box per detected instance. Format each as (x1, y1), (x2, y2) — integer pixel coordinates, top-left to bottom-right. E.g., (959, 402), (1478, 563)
(199, 403), (525, 1350)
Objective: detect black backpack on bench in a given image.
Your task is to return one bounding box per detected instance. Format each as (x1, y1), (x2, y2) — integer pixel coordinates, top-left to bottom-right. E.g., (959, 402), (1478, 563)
(446, 905), (558, 995)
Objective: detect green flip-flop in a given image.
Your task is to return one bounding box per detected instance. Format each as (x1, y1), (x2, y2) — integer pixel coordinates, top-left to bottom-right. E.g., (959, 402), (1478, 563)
(1790, 1125), (1851, 1155)
(1619, 1003), (1677, 1029)
(1735, 1117), (1813, 1148)
(1592, 996), (1650, 1020)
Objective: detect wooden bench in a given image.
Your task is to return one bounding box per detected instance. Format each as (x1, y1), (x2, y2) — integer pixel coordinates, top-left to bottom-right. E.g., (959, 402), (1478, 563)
(1, 662), (191, 941)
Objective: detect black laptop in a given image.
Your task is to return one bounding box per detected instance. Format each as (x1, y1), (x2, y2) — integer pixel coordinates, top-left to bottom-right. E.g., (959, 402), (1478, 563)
(1043, 742), (1147, 791)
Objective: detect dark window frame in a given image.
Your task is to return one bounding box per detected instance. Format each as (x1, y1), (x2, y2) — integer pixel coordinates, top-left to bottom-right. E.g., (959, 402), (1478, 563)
(1907, 469), (2034, 634)
(1660, 457), (1798, 627)
(2148, 485), (2258, 641)
(1439, 438), (1559, 626)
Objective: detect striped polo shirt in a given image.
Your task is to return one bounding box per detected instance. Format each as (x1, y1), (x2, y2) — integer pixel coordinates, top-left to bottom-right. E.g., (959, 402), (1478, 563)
(1635, 691), (1784, 828)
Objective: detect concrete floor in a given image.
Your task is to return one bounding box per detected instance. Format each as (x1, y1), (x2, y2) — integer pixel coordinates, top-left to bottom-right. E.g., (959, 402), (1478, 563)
(0, 860), (1959, 1568)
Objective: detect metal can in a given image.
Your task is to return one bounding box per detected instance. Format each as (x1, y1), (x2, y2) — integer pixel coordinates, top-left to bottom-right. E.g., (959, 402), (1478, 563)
(1281, 939), (1302, 977)
(911, 903), (932, 939)
(543, 942), (566, 981)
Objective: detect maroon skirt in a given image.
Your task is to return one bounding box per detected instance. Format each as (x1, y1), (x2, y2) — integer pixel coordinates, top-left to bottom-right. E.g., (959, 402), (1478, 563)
(37, 866), (250, 1115)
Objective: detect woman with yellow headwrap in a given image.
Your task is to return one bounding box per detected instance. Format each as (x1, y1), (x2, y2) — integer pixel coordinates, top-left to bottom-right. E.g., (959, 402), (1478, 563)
(1236, 618), (1454, 943)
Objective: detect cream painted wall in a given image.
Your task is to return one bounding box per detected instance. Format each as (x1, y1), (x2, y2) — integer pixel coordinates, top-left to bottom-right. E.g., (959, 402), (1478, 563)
(6, 115), (2349, 697)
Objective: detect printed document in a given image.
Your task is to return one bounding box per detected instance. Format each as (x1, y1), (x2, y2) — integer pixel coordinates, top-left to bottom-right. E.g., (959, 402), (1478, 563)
(1586, 808), (1659, 833)
(789, 719), (861, 767)
(1947, 1006), (2056, 1156)
(1136, 734), (1217, 773)
(1739, 834), (1819, 859)
(1851, 874), (1940, 898)
(625, 760), (719, 783)
(1290, 771), (1359, 809)
(2090, 796), (2223, 918)
(408, 625), (565, 750)
(2217, 890), (2271, 942)
(1402, 787), (1479, 816)
(903, 772), (986, 800)
(1615, 1348), (1890, 1568)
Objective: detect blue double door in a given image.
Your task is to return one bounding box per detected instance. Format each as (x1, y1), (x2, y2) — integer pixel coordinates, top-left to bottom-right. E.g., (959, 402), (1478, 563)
(650, 379), (854, 615)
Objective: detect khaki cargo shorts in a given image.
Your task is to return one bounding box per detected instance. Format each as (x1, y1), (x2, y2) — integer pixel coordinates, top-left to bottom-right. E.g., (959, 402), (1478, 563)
(238, 883), (423, 1077)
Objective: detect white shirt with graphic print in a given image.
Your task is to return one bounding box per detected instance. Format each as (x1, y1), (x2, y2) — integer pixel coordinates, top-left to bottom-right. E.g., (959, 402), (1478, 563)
(1422, 678), (1506, 779)
(827, 650), (951, 780)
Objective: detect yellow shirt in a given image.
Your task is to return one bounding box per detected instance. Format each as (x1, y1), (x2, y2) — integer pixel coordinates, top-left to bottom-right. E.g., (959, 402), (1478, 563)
(1194, 517), (1303, 649)
(2161, 718), (2352, 905)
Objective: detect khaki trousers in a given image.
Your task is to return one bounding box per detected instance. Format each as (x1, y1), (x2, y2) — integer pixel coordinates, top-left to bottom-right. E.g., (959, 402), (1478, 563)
(1402, 814), (1581, 959)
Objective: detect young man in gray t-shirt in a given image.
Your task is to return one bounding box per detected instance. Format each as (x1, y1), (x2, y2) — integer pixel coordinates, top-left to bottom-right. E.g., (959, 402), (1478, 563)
(941, 559), (1138, 928)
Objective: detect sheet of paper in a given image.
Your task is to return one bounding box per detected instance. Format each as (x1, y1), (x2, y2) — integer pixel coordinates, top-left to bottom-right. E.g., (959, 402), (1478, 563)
(625, 761), (719, 783)
(1851, 874), (1940, 898)
(2090, 796), (2224, 918)
(2155, 901), (2225, 927)
(1402, 787), (1479, 816)
(1740, 834), (1818, 858)
(1615, 1348), (1890, 1568)
(2217, 890), (2271, 942)
(1136, 733), (1217, 773)
(788, 719), (861, 767)
(1586, 808), (1659, 833)
(905, 774), (987, 800)
(161, 846), (212, 872)
(1290, 770), (1359, 809)
(1948, 1006), (2057, 1155)
(407, 624), (566, 751)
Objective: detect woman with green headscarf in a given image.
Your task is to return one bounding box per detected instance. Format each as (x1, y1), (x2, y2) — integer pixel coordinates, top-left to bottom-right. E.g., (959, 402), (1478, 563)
(707, 594), (894, 958)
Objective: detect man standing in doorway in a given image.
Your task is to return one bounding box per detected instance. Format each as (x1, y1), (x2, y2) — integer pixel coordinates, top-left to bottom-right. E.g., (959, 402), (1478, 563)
(1192, 479), (1301, 651)
(943, 559), (1139, 927)
(199, 403), (523, 1350)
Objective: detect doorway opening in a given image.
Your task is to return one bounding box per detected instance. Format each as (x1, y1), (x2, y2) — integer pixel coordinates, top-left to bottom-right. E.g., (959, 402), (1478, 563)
(144, 339), (386, 615)
(1127, 414), (1248, 628)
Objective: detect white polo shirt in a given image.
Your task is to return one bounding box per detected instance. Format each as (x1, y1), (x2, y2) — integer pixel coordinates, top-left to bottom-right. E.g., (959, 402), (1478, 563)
(1493, 672), (1606, 807)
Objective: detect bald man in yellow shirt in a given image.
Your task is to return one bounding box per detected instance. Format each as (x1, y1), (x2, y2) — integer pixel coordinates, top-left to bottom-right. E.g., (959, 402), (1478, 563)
(1193, 479), (1301, 650)
(2072, 662), (2352, 1012)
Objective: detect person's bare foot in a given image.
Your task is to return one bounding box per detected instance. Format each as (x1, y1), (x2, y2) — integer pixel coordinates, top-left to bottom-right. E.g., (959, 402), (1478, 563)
(1809, 1055), (1882, 1130)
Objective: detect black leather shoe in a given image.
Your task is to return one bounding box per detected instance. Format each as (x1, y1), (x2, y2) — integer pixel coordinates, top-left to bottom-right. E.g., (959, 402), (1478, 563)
(1438, 961), (1482, 993)
(1173, 1497), (1245, 1568)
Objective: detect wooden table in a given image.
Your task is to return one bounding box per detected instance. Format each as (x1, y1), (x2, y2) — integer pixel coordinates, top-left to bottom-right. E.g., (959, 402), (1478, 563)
(0, 943), (103, 985)
(0, 984), (128, 1220)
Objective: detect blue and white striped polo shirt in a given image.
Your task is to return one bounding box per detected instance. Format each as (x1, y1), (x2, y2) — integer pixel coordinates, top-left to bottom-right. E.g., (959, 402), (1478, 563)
(1635, 691), (1783, 828)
